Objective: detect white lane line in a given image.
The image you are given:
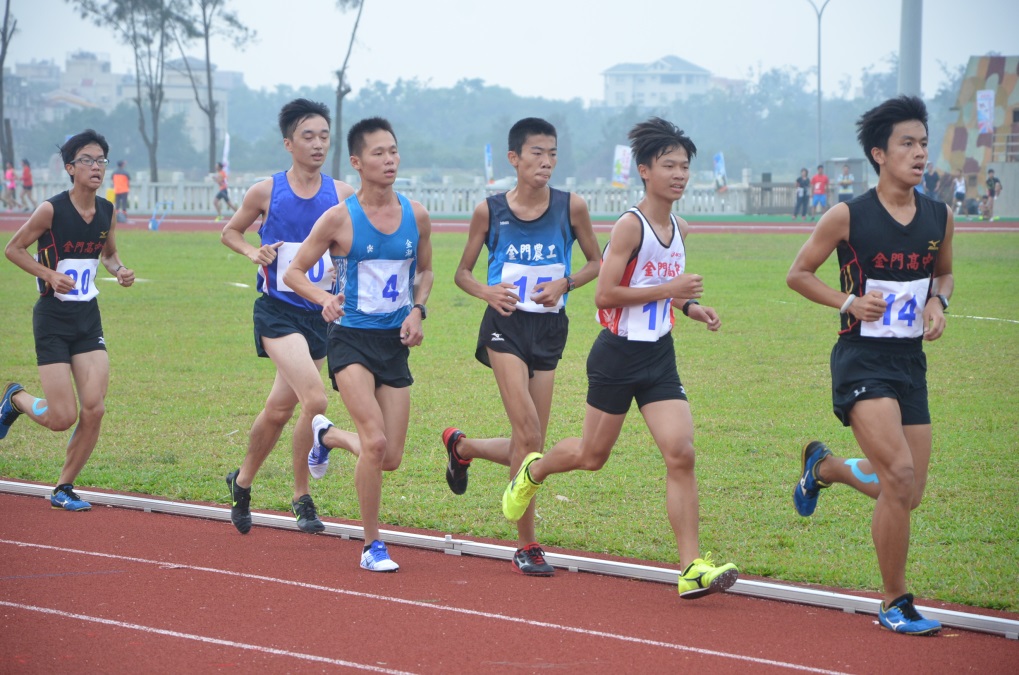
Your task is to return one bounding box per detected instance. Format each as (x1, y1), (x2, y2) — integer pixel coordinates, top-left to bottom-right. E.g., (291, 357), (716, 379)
(0, 600), (414, 674)
(1, 539), (848, 674)
(956, 314), (1019, 324)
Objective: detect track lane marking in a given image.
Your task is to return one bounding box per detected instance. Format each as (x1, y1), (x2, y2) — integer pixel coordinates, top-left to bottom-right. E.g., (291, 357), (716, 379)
(2, 538), (849, 674)
(0, 599), (415, 674)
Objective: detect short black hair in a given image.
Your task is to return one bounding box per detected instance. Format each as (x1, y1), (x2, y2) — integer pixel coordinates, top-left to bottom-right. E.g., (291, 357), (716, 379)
(278, 98), (331, 139)
(60, 129), (109, 184)
(628, 117), (697, 187)
(508, 118), (557, 155)
(988, 169), (995, 174)
(856, 95), (928, 174)
(347, 117), (396, 157)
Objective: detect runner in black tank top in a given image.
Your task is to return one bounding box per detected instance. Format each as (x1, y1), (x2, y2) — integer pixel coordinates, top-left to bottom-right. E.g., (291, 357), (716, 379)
(787, 96), (955, 636)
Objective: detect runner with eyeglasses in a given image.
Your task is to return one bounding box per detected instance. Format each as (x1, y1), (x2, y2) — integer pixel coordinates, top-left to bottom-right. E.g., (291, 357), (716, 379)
(2, 129), (135, 512)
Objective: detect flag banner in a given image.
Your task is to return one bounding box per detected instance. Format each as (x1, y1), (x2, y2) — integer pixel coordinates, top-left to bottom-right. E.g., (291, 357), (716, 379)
(611, 145), (631, 188)
(976, 90), (995, 134)
(222, 132), (231, 173)
(713, 152), (728, 192)
(484, 143), (493, 184)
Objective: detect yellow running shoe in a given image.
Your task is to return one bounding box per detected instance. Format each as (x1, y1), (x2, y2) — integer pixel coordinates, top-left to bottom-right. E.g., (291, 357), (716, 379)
(677, 553), (739, 599)
(502, 452), (543, 522)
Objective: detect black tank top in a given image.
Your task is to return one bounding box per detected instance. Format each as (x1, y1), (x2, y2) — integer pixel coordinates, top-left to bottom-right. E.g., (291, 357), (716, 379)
(837, 188), (947, 341)
(37, 191), (114, 297)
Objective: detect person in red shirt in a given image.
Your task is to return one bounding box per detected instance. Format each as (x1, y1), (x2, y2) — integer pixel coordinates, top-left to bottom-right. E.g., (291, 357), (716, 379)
(810, 164), (829, 219)
(214, 162), (238, 221)
(20, 159), (36, 211)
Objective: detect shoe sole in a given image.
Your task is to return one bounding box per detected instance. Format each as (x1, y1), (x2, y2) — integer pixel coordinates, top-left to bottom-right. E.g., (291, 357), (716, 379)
(442, 428), (468, 495)
(679, 567), (739, 600)
(512, 563), (555, 577)
(50, 502), (91, 512)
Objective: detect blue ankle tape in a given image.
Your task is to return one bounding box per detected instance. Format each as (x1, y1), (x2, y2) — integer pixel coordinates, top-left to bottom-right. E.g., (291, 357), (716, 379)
(31, 398), (48, 415)
(845, 458), (878, 484)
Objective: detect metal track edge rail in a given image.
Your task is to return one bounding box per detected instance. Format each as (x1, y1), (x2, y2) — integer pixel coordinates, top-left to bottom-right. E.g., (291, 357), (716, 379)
(2, 480), (1015, 640)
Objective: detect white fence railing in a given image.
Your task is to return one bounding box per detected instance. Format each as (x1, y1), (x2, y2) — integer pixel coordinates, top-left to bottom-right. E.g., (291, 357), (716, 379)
(26, 180), (777, 217)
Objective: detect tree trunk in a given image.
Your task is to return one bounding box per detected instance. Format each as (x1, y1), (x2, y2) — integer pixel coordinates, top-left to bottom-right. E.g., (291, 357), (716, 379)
(203, 24), (217, 173)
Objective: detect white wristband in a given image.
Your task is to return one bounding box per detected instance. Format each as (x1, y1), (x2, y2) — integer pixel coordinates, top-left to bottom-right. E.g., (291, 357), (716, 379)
(840, 294), (856, 314)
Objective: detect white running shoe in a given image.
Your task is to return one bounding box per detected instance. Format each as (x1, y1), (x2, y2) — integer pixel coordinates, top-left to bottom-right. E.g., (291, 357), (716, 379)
(360, 540), (399, 572)
(308, 414), (334, 480)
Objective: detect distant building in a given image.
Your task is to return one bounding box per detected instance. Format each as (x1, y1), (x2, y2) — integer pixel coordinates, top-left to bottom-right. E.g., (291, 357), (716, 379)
(8, 51), (242, 153)
(602, 55), (712, 108)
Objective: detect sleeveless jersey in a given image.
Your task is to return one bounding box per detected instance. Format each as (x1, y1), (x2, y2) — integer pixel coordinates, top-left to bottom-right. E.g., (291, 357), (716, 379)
(256, 172), (339, 311)
(332, 192), (419, 330)
(598, 207), (686, 342)
(485, 188), (575, 314)
(837, 188), (947, 342)
(37, 191), (113, 302)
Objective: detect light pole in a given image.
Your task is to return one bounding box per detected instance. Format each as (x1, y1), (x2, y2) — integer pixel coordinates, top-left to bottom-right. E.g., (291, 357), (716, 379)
(807, 0), (831, 168)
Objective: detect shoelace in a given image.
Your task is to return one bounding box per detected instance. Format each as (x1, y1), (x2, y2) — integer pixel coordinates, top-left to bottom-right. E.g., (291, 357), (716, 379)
(895, 597), (923, 621)
(295, 499), (318, 520)
(700, 551), (716, 567)
(60, 487), (82, 502)
(525, 546), (547, 565)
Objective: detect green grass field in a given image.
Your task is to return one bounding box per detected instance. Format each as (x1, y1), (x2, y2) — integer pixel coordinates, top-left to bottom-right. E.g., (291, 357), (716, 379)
(1, 230), (1016, 612)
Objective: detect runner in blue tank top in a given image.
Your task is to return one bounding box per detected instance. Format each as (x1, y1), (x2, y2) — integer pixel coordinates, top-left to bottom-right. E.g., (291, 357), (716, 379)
(285, 117), (434, 573)
(2, 129), (135, 513)
(221, 99), (354, 537)
(787, 96), (955, 636)
(443, 118), (602, 576)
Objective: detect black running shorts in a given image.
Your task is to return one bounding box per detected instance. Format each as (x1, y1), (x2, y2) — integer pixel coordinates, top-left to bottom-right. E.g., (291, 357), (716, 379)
(586, 329), (686, 415)
(475, 306), (569, 378)
(33, 297), (106, 366)
(830, 337), (930, 426)
(326, 324), (412, 390)
(252, 294), (328, 359)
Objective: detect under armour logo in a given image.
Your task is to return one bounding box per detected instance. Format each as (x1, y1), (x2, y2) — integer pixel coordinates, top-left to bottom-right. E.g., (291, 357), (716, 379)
(853, 386), (867, 397)
(490, 333), (504, 342)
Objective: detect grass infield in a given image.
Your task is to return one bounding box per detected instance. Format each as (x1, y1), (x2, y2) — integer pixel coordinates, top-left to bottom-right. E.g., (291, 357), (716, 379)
(1, 230), (1016, 612)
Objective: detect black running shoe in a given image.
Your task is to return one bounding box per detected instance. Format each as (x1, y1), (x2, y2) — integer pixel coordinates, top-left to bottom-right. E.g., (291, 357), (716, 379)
(512, 543), (555, 577)
(225, 470), (251, 534)
(442, 427), (470, 495)
(292, 494), (325, 533)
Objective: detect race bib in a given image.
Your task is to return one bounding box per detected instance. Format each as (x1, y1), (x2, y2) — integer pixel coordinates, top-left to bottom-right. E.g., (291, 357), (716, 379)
(54, 258), (100, 302)
(860, 277), (930, 339)
(274, 242), (334, 293)
(501, 261), (566, 313)
(625, 298), (673, 342)
(356, 258), (412, 314)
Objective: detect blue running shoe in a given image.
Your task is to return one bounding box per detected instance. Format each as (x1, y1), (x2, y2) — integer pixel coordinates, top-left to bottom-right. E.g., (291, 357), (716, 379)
(308, 414), (334, 480)
(50, 485), (91, 512)
(0, 382), (25, 440)
(878, 593), (941, 636)
(793, 440), (832, 517)
(360, 540), (399, 572)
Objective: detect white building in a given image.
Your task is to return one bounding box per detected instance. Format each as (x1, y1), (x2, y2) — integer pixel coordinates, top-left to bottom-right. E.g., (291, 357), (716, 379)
(602, 55), (712, 108)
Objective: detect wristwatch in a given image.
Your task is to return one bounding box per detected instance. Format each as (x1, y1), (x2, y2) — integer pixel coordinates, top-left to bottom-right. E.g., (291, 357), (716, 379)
(413, 303), (427, 319)
(935, 294), (949, 311)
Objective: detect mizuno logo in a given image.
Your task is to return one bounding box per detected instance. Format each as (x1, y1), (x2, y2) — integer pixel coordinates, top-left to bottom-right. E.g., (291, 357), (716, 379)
(490, 333), (504, 342)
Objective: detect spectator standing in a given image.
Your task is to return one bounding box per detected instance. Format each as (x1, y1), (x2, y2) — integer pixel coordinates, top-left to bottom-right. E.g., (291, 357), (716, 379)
(793, 168), (810, 220)
(837, 164), (855, 203)
(20, 159), (36, 211)
(112, 160), (130, 220)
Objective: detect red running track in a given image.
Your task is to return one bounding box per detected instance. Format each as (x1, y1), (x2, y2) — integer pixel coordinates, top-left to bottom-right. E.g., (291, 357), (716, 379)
(1, 492), (1017, 674)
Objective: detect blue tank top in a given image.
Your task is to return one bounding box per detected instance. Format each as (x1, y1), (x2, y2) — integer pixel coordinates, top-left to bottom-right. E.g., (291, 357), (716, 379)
(485, 188), (575, 313)
(256, 171), (339, 311)
(332, 192), (419, 329)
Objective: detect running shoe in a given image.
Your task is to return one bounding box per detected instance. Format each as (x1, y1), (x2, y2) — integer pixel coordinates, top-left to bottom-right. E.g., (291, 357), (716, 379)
(50, 484), (91, 512)
(677, 553), (739, 599)
(502, 452), (543, 522)
(0, 382), (25, 439)
(878, 593), (941, 636)
(793, 440), (832, 517)
(225, 469), (252, 534)
(292, 494), (325, 533)
(512, 543), (555, 576)
(442, 427), (470, 495)
(360, 540), (399, 572)
(308, 414), (334, 480)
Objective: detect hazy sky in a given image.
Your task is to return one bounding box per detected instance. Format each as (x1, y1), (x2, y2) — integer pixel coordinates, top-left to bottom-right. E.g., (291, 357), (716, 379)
(9, 0), (1018, 103)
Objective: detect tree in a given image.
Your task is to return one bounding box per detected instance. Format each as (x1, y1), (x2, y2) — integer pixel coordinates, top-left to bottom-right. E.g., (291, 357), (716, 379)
(331, 0), (364, 178)
(172, 0), (253, 173)
(71, 0), (192, 181)
(0, 0), (16, 169)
